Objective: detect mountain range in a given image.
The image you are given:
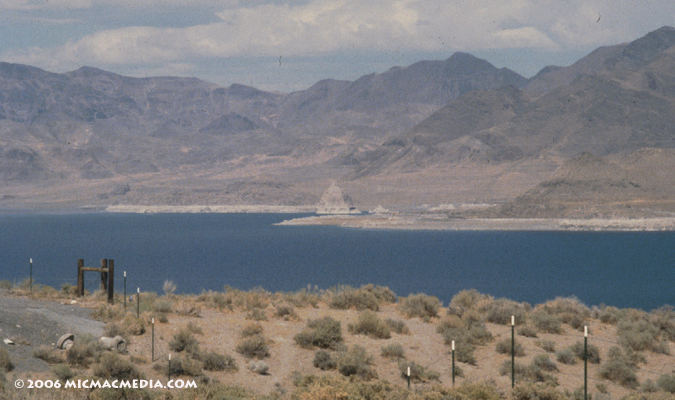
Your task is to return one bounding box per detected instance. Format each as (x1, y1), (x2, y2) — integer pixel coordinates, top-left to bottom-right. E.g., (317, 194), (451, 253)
(2, 26), (675, 216)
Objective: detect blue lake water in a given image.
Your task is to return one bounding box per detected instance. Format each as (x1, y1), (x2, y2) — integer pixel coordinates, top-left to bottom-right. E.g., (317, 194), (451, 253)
(0, 213), (673, 310)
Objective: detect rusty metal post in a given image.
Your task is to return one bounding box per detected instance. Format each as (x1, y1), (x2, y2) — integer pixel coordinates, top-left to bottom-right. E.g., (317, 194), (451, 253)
(77, 259), (84, 297)
(108, 259), (114, 304)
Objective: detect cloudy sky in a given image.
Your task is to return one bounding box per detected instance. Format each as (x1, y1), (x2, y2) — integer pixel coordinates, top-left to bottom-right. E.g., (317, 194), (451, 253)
(1, 0), (674, 92)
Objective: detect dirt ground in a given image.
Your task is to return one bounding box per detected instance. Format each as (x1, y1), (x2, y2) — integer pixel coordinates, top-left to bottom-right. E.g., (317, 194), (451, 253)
(1, 294), (673, 399)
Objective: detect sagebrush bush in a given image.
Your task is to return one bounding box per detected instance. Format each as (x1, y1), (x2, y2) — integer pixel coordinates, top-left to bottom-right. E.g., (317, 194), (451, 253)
(538, 339), (556, 353)
(450, 289), (493, 313)
(617, 318), (662, 353)
(381, 343), (406, 360)
(399, 293), (441, 319)
(236, 334), (270, 359)
(436, 316), (491, 365)
(348, 311), (391, 339)
(651, 305), (675, 341)
(512, 383), (566, 400)
(0, 347), (14, 372)
(248, 360), (269, 375)
(598, 346), (639, 388)
(658, 373), (675, 393)
(313, 350), (337, 370)
(556, 348), (577, 365)
(495, 338), (525, 357)
(500, 360), (559, 386)
(532, 354), (558, 372)
(93, 353), (144, 380)
(241, 323), (264, 338)
(385, 318), (410, 334)
(571, 341), (601, 364)
(485, 298), (528, 325)
(598, 305), (620, 324)
(154, 354), (203, 377)
(153, 298), (173, 313)
(294, 316), (343, 349)
(329, 284), (395, 311)
(398, 361), (440, 383)
(201, 351), (237, 372)
(52, 364), (74, 381)
(531, 309), (563, 334)
(336, 345), (377, 380)
(0, 280), (11, 290)
(518, 325), (538, 338)
(66, 334), (103, 367)
(169, 328), (200, 355)
(274, 305), (298, 320)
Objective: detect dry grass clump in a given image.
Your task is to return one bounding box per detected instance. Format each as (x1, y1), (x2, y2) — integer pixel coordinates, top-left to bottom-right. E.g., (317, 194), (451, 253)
(495, 338), (526, 357)
(313, 350), (337, 370)
(599, 346), (640, 388)
(0, 347), (14, 372)
(336, 345), (377, 380)
(294, 316), (343, 350)
(241, 323), (264, 338)
(221, 286), (271, 312)
(66, 334), (104, 368)
(278, 287), (321, 308)
(201, 351), (237, 372)
(51, 364), (75, 381)
(384, 318), (410, 335)
(236, 334), (270, 359)
(399, 293), (441, 319)
(33, 346), (64, 364)
(169, 328), (200, 355)
(380, 343), (406, 360)
(93, 352), (144, 380)
(512, 383), (566, 400)
(500, 359), (559, 386)
(398, 360), (440, 383)
(91, 303), (126, 322)
(274, 304), (299, 320)
(248, 360), (270, 375)
(173, 299), (202, 317)
(328, 284), (396, 311)
(348, 311), (391, 339)
(152, 298), (173, 314)
(153, 354), (203, 377)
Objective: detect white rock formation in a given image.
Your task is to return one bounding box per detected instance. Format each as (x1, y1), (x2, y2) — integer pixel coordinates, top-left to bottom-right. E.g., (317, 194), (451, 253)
(316, 182), (360, 214)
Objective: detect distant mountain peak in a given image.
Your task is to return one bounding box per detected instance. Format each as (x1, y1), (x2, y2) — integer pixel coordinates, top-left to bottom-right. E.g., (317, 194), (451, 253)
(620, 25), (675, 62)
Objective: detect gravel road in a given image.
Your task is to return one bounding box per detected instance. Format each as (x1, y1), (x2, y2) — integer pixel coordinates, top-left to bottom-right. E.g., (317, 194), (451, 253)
(0, 294), (104, 373)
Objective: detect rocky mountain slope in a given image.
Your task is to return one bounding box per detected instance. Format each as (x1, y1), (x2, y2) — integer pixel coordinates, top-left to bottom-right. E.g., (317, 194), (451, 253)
(2, 27), (675, 215)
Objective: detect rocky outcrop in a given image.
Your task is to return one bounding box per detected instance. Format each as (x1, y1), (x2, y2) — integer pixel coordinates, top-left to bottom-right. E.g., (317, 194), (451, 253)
(316, 182), (360, 214)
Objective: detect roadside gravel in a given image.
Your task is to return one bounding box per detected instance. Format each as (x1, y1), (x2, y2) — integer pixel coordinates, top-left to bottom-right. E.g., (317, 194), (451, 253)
(0, 293), (103, 373)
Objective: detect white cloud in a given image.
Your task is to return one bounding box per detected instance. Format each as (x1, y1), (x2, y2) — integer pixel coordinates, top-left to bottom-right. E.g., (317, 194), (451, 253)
(0, 0), (92, 10)
(3, 0), (675, 73)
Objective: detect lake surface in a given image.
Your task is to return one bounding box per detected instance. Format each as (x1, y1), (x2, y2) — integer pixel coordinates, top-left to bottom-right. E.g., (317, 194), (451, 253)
(0, 213), (673, 310)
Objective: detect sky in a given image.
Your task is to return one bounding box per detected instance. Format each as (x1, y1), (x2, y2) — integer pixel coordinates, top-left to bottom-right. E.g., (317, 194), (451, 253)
(1, 0), (674, 92)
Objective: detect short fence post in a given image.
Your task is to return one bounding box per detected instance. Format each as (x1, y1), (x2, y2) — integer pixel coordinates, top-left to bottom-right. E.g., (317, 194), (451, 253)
(511, 315), (515, 389)
(584, 326), (588, 400)
(168, 354), (172, 381)
(123, 271), (127, 310)
(29, 258), (33, 294)
(407, 365), (410, 390)
(151, 318), (155, 362)
(137, 288), (140, 318)
(452, 340), (456, 387)
(77, 259), (84, 297)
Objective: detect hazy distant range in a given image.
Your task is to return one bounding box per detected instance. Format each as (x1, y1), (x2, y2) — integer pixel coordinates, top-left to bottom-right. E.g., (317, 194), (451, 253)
(2, 26), (675, 218)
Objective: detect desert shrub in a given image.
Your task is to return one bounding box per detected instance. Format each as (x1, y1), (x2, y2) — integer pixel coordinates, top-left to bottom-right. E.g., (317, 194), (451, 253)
(641, 379), (659, 393)
(0, 347), (13, 372)
(248, 360), (269, 375)
(201, 351), (237, 372)
(236, 335), (270, 359)
(153, 298), (173, 314)
(33, 346), (64, 364)
(282, 288), (321, 308)
(313, 350), (337, 370)
(241, 323), (264, 338)
(154, 354), (203, 377)
(512, 383), (566, 400)
(450, 289), (493, 313)
(399, 293), (441, 319)
(599, 346), (639, 388)
(437, 316), (491, 365)
(52, 364), (75, 381)
(533, 354), (558, 372)
(169, 328), (200, 355)
(500, 360), (559, 385)
(485, 298), (528, 325)
(155, 312), (169, 323)
(274, 304), (298, 320)
(381, 343), (406, 360)
(540, 296), (591, 321)
(329, 285), (392, 311)
(0, 280), (11, 290)
(464, 320), (493, 345)
(91, 303), (125, 322)
(60, 283), (76, 296)
(385, 318), (410, 334)
(120, 314), (146, 335)
(66, 334), (103, 367)
(246, 308), (268, 321)
(495, 338), (525, 357)
(571, 341), (601, 364)
(348, 311), (391, 339)
(336, 345), (377, 380)
(651, 305), (675, 341)
(531, 309), (563, 334)
(617, 318), (662, 352)
(163, 280), (176, 296)
(518, 325), (538, 338)
(598, 305), (620, 324)
(556, 348), (577, 365)
(294, 316), (342, 349)
(398, 361), (440, 383)
(538, 339), (556, 353)
(174, 300), (202, 317)
(93, 352), (144, 380)
(658, 373), (675, 393)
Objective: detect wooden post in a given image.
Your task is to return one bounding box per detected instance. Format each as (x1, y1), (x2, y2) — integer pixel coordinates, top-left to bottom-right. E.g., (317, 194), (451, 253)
(100, 259), (108, 293)
(77, 259), (84, 297)
(108, 259), (114, 304)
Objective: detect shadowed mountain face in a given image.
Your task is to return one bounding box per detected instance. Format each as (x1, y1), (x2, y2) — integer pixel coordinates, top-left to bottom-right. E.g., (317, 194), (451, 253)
(2, 27), (675, 212)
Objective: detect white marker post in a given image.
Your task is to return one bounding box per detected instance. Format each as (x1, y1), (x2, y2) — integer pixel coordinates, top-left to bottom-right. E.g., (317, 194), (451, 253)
(407, 365), (411, 389)
(511, 315), (515, 388)
(29, 258), (33, 294)
(168, 353), (172, 380)
(451, 340), (456, 386)
(151, 318), (155, 362)
(584, 326), (588, 400)
(136, 287), (140, 318)
(123, 271), (127, 310)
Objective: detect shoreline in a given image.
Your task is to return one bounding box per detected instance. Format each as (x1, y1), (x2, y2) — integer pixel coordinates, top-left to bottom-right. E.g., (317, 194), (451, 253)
(103, 204), (317, 213)
(277, 214), (675, 231)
